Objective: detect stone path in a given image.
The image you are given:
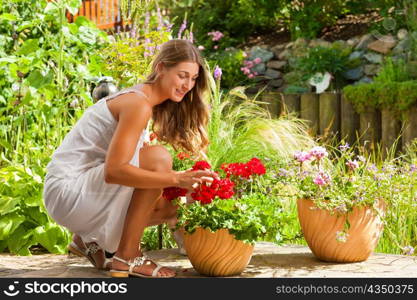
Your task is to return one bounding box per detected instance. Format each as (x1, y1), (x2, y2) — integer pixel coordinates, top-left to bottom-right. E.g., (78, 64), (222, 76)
(1, 243), (416, 278)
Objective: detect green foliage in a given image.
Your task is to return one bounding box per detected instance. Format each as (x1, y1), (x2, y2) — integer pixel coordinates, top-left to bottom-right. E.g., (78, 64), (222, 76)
(0, 0), (109, 254)
(0, 165), (71, 255)
(101, 31), (170, 87)
(205, 80), (316, 169)
(374, 58), (411, 84)
(206, 48), (249, 90)
(294, 45), (354, 91)
(343, 81), (417, 113)
(159, 0), (279, 47)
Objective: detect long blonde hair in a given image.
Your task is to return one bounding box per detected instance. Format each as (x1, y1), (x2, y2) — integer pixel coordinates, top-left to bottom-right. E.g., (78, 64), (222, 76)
(144, 39), (209, 156)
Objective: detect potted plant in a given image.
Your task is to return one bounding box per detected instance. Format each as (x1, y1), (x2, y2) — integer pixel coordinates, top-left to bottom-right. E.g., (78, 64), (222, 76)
(278, 144), (392, 263)
(163, 158), (268, 277)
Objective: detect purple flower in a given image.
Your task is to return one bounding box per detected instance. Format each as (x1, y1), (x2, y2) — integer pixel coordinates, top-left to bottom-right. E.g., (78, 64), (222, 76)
(346, 160), (359, 171)
(309, 146), (328, 161)
(313, 171), (331, 186)
(178, 19), (187, 39)
(339, 143), (350, 151)
(402, 246), (415, 256)
(213, 66), (222, 80)
(207, 31), (224, 41)
(293, 151), (312, 163)
(410, 164), (417, 173)
(144, 12), (150, 33)
(335, 203), (348, 214)
(278, 168), (289, 177)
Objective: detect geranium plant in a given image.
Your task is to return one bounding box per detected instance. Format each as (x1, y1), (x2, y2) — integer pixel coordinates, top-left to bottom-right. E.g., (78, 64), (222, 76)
(163, 158), (270, 244)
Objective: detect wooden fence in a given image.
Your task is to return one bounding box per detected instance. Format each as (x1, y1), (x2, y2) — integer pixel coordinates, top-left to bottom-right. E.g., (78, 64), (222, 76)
(261, 91), (417, 153)
(67, 0), (124, 31)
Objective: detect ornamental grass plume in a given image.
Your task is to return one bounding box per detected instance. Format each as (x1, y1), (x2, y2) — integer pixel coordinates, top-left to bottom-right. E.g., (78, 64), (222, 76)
(204, 64), (316, 169)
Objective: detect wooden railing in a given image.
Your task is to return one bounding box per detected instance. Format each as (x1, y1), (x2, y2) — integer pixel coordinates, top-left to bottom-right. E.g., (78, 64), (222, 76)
(67, 0), (124, 31)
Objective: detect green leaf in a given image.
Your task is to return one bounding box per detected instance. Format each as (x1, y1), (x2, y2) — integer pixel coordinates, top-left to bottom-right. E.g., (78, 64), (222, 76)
(65, 0), (82, 15)
(7, 225), (35, 256)
(33, 223), (70, 254)
(0, 212), (25, 240)
(0, 13), (18, 21)
(0, 196), (20, 216)
(44, 2), (59, 14)
(0, 239), (7, 252)
(17, 39), (39, 56)
(0, 139), (12, 151)
(0, 56), (18, 66)
(26, 69), (53, 89)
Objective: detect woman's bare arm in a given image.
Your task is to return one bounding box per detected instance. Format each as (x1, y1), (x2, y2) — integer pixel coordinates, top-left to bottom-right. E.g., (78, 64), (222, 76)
(103, 93), (214, 189)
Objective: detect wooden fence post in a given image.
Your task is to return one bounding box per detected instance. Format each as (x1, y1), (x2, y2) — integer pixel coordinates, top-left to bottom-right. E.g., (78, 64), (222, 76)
(381, 109), (401, 157)
(402, 103), (417, 148)
(340, 93), (360, 146)
(261, 91), (281, 118)
(280, 93), (300, 117)
(319, 92), (341, 138)
(360, 107), (381, 151)
(300, 92), (319, 136)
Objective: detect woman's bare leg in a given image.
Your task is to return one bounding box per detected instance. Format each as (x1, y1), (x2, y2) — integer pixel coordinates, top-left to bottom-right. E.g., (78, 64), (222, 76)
(112, 145), (176, 277)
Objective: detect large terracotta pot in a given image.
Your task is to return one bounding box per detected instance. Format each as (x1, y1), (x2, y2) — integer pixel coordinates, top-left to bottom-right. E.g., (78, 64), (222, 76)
(297, 198), (385, 263)
(183, 227), (254, 277)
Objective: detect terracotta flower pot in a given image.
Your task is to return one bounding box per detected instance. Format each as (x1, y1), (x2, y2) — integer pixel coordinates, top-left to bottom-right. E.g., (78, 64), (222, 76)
(297, 198), (385, 263)
(183, 227), (254, 276)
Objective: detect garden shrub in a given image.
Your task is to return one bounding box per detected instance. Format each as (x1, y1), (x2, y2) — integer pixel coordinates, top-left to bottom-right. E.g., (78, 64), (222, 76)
(0, 0), (109, 254)
(343, 81), (417, 114)
(206, 48), (249, 90)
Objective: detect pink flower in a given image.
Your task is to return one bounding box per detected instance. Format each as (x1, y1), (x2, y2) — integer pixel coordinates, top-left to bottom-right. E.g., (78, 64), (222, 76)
(309, 146), (328, 161)
(293, 151), (312, 163)
(242, 52), (248, 58)
(213, 45), (218, 49)
(207, 31), (224, 41)
(244, 60), (254, 68)
(313, 171), (331, 186)
(198, 45), (205, 51)
(253, 57), (262, 64)
(346, 160), (359, 171)
(248, 74), (254, 78)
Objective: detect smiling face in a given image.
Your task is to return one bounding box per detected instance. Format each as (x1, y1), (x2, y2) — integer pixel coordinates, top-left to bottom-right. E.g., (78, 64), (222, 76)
(159, 61), (200, 102)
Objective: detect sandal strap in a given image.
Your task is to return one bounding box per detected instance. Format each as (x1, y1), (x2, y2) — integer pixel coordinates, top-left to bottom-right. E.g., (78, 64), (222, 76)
(85, 243), (100, 255)
(113, 255), (163, 276)
(152, 264), (163, 277)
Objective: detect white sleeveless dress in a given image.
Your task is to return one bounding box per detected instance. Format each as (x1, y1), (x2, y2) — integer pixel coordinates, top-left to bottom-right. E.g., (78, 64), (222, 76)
(43, 85), (150, 253)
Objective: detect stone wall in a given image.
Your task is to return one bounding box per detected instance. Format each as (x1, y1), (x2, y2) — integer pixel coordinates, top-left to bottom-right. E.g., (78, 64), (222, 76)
(243, 29), (415, 94)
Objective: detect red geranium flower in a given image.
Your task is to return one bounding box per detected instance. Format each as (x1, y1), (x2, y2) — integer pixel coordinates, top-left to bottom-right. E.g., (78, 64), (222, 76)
(191, 178), (234, 205)
(221, 158), (266, 178)
(192, 160), (212, 171)
(163, 187), (188, 202)
(247, 158), (266, 176)
(177, 152), (190, 160)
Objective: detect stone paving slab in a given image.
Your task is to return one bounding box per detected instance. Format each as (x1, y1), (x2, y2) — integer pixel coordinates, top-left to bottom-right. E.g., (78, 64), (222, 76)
(1, 243), (416, 278)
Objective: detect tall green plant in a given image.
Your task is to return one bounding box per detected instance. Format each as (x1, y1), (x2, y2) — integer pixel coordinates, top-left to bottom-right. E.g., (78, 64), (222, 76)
(0, 0), (109, 255)
(205, 65), (317, 169)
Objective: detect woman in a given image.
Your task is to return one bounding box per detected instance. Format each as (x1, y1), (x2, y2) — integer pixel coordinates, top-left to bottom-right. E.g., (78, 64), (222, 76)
(43, 39), (217, 278)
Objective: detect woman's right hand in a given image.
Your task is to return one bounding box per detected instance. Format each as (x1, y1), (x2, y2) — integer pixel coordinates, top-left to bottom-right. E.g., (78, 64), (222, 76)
(174, 169), (219, 190)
